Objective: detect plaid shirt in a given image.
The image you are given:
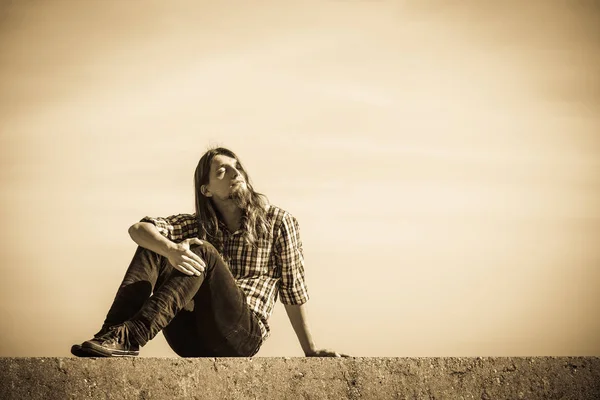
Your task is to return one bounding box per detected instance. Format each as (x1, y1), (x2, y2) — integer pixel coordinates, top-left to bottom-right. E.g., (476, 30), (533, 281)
(140, 204), (309, 341)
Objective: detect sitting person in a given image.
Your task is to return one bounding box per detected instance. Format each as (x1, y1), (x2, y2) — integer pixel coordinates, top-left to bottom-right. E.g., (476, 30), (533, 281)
(71, 147), (345, 357)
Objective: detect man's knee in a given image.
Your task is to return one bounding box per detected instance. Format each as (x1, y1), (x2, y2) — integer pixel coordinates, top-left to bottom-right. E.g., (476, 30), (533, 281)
(189, 241), (218, 262)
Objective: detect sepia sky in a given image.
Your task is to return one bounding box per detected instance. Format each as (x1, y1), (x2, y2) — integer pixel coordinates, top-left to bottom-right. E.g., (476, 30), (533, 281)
(0, 0), (599, 357)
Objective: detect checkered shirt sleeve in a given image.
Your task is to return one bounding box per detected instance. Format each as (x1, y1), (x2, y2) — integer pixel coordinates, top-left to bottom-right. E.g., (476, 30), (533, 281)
(139, 214), (198, 243)
(275, 212), (309, 305)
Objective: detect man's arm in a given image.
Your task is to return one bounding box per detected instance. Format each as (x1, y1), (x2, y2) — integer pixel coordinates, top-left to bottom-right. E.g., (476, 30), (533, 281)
(128, 221), (206, 276)
(284, 303), (345, 357)
(129, 222), (179, 258)
(283, 303), (316, 355)
(275, 213), (347, 357)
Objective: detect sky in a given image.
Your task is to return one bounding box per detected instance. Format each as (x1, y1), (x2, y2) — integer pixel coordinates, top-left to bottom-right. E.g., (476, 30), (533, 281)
(0, 0), (599, 357)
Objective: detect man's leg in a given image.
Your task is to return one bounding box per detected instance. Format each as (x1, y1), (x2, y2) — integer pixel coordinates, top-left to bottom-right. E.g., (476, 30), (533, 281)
(162, 310), (215, 357)
(83, 241), (262, 357)
(98, 246), (167, 334)
(73, 246), (169, 357)
(162, 244), (263, 357)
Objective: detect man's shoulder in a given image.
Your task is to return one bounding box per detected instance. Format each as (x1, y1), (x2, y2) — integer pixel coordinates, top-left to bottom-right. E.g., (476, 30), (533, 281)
(266, 204), (298, 230)
(141, 213), (196, 224)
(168, 213), (197, 223)
(266, 204), (293, 220)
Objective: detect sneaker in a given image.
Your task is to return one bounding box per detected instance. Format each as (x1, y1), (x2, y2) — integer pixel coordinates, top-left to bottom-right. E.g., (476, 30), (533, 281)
(70, 344), (97, 357)
(81, 325), (140, 357)
(70, 325), (117, 357)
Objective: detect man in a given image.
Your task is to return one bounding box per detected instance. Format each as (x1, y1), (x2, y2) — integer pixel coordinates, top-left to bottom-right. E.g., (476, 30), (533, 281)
(71, 147), (344, 357)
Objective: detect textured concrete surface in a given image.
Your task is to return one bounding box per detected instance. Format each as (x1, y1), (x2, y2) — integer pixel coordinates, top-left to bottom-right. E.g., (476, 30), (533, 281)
(0, 357), (598, 399)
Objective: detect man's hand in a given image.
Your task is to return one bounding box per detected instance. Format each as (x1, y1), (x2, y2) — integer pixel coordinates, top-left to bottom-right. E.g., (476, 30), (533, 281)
(166, 238), (206, 276)
(305, 348), (351, 358)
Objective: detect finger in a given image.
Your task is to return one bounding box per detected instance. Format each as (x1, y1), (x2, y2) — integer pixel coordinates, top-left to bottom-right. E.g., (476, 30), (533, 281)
(325, 350), (341, 357)
(193, 262), (205, 273)
(181, 261), (201, 276)
(186, 238), (204, 251)
(184, 251), (206, 268)
(182, 255), (205, 272)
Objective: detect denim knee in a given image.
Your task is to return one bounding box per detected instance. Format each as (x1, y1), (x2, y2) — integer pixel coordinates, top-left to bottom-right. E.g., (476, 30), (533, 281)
(189, 241), (219, 271)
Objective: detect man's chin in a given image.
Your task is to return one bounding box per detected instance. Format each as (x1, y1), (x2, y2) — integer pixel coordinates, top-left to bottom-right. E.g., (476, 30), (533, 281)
(229, 186), (251, 208)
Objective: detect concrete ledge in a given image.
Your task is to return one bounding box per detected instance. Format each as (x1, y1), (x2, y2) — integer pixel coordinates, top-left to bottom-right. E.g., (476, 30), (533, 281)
(1, 357), (598, 399)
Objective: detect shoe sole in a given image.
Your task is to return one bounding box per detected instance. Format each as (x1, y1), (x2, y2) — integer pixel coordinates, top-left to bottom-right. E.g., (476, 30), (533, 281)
(70, 344), (97, 358)
(82, 341), (139, 357)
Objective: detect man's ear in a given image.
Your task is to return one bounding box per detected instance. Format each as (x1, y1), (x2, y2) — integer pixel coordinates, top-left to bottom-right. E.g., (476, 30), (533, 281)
(200, 185), (212, 197)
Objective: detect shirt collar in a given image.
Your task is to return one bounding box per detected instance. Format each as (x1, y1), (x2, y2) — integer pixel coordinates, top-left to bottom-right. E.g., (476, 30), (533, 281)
(217, 211), (248, 236)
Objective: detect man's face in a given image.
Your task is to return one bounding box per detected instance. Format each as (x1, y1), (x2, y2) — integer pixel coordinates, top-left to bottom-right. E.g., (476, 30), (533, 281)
(203, 154), (248, 202)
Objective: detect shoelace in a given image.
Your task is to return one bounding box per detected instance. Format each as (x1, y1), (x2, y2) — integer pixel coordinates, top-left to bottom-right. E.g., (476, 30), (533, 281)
(99, 325), (131, 347)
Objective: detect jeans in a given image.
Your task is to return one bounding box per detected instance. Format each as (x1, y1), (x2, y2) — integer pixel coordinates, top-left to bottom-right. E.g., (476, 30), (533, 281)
(99, 243), (263, 357)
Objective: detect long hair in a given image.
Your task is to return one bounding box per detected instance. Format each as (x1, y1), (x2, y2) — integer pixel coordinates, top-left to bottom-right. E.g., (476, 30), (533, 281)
(193, 147), (271, 250)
